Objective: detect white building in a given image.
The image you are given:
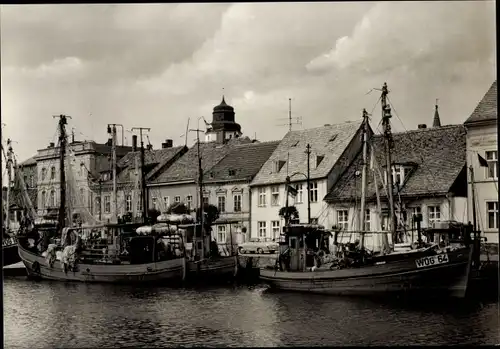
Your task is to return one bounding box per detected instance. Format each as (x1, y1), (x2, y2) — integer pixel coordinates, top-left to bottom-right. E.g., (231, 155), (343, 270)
(324, 119), (468, 248)
(249, 121), (365, 239)
(464, 80), (498, 243)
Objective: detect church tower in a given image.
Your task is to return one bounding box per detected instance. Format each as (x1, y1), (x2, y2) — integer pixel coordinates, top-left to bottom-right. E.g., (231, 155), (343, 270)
(205, 96), (242, 143)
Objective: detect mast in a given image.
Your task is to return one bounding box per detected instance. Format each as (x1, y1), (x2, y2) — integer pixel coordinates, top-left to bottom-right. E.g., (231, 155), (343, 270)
(469, 166), (478, 233)
(53, 114), (70, 233)
(380, 83), (397, 246)
(131, 127), (150, 223)
(359, 109), (369, 249)
(108, 124), (118, 223)
(5, 139), (13, 233)
(189, 125), (205, 258)
(306, 143), (311, 224)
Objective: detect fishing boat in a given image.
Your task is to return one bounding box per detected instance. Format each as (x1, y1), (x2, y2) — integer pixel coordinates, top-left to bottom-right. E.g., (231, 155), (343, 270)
(17, 115), (185, 283)
(260, 83), (475, 298)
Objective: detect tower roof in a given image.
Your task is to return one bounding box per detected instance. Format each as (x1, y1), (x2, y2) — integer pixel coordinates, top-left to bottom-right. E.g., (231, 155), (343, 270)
(213, 96), (234, 112)
(433, 102), (441, 127)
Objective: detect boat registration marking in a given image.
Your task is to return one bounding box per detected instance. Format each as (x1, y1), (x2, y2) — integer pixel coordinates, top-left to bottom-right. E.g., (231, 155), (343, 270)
(415, 254), (449, 268)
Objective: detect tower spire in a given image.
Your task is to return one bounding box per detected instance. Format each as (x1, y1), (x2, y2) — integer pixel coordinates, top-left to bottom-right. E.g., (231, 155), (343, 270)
(433, 98), (441, 128)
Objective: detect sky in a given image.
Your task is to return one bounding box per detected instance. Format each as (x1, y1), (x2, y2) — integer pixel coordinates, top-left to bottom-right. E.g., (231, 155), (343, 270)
(0, 2), (496, 163)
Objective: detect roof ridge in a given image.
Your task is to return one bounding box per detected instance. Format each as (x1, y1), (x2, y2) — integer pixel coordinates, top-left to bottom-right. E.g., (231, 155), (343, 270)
(371, 124), (464, 138)
(288, 120), (362, 134)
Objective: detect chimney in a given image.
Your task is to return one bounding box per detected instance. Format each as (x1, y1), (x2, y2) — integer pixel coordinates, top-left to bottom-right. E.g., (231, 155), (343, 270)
(418, 124), (427, 129)
(132, 135), (137, 151)
(433, 101), (441, 128)
(48, 142), (55, 148)
(161, 139), (173, 149)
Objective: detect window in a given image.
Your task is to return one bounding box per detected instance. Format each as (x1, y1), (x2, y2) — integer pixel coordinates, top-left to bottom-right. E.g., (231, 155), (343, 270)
(428, 205), (441, 226)
(364, 209), (371, 231)
(104, 196), (111, 213)
(337, 210), (349, 230)
(50, 166), (56, 180)
(126, 195), (132, 212)
(80, 163), (86, 177)
(487, 201), (498, 230)
(309, 181), (318, 203)
(228, 169), (236, 176)
(295, 184), (303, 204)
(258, 221), (267, 238)
(410, 206), (422, 227)
(152, 197), (157, 210)
(271, 220), (280, 239)
(174, 196), (181, 203)
(218, 196), (226, 213)
(41, 168), (47, 180)
(41, 191), (46, 208)
(203, 196), (209, 206)
(233, 194), (242, 212)
(163, 196), (170, 210)
(271, 186), (280, 206)
(217, 225), (226, 243)
(186, 195), (193, 209)
(50, 190), (56, 207)
(137, 194), (143, 212)
(79, 188), (85, 205)
(485, 151), (498, 179)
(95, 196), (101, 214)
(258, 187), (267, 207)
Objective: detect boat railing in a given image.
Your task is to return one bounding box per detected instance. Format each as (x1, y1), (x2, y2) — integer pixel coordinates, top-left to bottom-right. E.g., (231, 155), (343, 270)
(2, 237), (17, 247)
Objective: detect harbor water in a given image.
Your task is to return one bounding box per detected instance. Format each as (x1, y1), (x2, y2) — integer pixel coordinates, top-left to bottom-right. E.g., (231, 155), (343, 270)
(4, 278), (499, 347)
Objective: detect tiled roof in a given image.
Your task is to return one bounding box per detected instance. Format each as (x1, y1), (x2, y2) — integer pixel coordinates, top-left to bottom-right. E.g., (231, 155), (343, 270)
(325, 124), (466, 203)
(109, 146), (186, 184)
(203, 141), (280, 183)
(19, 156), (37, 167)
(465, 80), (497, 124)
(150, 137), (253, 184)
(250, 121), (363, 186)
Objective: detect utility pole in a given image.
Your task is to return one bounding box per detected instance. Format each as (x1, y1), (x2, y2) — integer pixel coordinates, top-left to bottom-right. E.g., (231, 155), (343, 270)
(131, 127), (151, 223)
(359, 109), (369, 249)
(189, 126), (205, 258)
(306, 144), (311, 224)
(380, 83), (397, 245)
(53, 114), (71, 233)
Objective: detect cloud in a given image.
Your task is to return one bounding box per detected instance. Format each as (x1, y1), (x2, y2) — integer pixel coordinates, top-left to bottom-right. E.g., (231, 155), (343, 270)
(0, 2), (496, 163)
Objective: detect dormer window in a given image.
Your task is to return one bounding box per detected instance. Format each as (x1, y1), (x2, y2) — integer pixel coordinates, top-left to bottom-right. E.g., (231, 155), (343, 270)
(273, 160), (286, 173)
(329, 135), (338, 142)
(384, 165), (413, 188)
(291, 140), (299, 147)
(316, 155), (325, 168)
(228, 169), (236, 176)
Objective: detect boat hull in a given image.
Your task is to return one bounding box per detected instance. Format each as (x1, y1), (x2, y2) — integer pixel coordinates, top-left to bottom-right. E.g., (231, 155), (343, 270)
(187, 256), (238, 283)
(3, 243), (21, 267)
(260, 248), (473, 298)
(18, 245), (184, 284)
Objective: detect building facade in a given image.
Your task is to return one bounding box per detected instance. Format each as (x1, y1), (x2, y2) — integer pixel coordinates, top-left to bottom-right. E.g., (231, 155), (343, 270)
(324, 119), (468, 248)
(464, 80), (498, 243)
(249, 121), (365, 240)
(202, 141), (279, 244)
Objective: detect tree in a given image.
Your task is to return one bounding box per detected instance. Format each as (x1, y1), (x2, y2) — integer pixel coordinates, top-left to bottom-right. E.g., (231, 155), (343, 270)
(279, 205), (299, 223)
(196, 204), (219, 232)
(147, 208), (161, 224)
(166, 202), (190, 215)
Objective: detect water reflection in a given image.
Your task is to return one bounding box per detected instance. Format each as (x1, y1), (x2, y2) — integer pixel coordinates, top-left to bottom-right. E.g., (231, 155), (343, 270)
(4, 279), (498, 348)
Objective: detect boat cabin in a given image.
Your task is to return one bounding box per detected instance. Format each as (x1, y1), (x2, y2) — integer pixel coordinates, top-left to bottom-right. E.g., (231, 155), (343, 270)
(178, 223), (212, 261)
(423, 221), (470, 248)
(281, 224), (332, 272)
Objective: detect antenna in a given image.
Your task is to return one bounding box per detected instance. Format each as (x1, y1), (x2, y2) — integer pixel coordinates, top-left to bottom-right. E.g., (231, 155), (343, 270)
(275, 98), (302, 130)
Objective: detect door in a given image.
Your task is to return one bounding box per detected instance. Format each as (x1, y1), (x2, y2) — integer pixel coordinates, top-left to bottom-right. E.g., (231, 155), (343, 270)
(289, 236), (300, 271)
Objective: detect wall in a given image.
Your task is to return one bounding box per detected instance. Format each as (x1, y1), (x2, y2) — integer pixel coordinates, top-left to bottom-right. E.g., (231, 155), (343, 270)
(147, 182), (199, 213)
(250, 179), (330, 239)
(466, 122), (498, 243)
(327, 195), (467, 249)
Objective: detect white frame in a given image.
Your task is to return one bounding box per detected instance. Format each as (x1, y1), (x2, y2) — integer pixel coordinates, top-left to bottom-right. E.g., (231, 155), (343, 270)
(337, 209), (349, 230)
(271, 186), (280, 206)
(309, 181), (318, 203)
(271, 220), (280, 239)
(485, 150), (498, 179)
(233, 194), (242, 212)
(258, 187), (267, 207)
(217, 195), (226, 213)
(486, 201), (498, 230)
(258, 221), (267, 238)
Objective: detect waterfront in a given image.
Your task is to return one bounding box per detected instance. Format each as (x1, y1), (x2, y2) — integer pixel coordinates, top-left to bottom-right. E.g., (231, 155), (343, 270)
(4, 278), (499, 347)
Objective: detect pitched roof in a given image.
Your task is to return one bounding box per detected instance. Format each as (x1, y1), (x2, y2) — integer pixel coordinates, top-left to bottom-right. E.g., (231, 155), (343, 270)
(203, 141), (280, 183)
(250, 121), (363, 186)
(465, 80), (497, 124)
(150, 137), (254, 184)
(325, 124), (466, 203)
(19, 156), (37, 167)
(113, 146), (186, 183)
